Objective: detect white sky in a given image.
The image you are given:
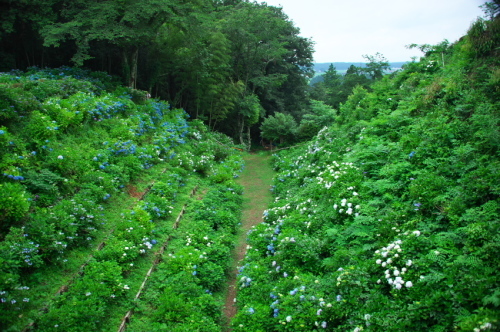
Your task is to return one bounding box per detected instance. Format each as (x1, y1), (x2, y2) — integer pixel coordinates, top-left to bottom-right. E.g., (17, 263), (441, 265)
(262, 0), (487, 62)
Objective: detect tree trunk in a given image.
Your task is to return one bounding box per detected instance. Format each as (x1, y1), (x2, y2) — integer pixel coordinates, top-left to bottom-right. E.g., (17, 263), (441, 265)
(130, 47), (138, 89)
(123, 47), (139, 88)
(122, 51), (130, 87)
(246, 124), (251, 150)
(238, 116), (246, 147)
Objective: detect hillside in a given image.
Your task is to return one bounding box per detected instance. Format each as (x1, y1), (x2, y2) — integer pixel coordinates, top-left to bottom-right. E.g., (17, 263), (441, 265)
(310, 61), (406, 87)
(0, 1), (315, 147)
(313, 62), (407, 73)
(232, 14), (500, 331)
(1, 2), (499, 332)
(0, 67), (246, 330)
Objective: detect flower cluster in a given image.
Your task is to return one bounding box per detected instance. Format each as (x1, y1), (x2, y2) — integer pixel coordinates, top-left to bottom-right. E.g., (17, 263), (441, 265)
(473, 322), (493, 332)
(0, 286), (30, 307)
(111, 140), (137, 155)
(2, 173), (25, 181)
(374, 231), (422, 289)
(316, 161), (358, 190)
(88, 98), (128, 120)
(240, 276), (252, 288)
(333, 190), (361, 216)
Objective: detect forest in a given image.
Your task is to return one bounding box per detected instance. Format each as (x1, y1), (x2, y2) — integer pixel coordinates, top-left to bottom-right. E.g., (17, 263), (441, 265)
(1, 0), (499, 331)
(1, 0), (316, 147)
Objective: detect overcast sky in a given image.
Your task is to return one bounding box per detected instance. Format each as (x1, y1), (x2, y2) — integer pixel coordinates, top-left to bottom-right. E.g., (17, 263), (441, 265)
(262, 0), (487, 63)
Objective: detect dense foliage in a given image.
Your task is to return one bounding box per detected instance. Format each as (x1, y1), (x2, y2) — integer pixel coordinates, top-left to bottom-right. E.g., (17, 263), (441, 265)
(0, 67), (244, 330)
(233, 14), (500, 331)
(0, 0), (314, 147)
(1, 1), (499, 331)
(127, 183), (243, 331)
(309, 53), (391, 110)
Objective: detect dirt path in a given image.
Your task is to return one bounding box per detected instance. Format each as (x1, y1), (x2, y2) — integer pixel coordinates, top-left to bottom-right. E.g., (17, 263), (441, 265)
(223, 153), (274, 330)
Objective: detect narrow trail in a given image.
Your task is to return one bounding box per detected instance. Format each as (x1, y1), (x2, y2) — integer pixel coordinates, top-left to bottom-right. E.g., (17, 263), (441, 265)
(223, 153), (275, 330)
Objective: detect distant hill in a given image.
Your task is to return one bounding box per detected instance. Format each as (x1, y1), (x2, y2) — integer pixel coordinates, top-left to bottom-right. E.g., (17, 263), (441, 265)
(314, 62), (408, 74)
(310, 62), (409, 85)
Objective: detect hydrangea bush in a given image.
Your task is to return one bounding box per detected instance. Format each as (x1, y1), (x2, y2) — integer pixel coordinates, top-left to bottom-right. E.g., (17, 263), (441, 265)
(127, 184), (243, 331)
(233, 21), (499, 331)
(0, 67), (244, 329)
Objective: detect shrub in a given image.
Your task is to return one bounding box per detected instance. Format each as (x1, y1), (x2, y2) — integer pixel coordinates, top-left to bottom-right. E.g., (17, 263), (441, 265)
(0, 182), (30, 230)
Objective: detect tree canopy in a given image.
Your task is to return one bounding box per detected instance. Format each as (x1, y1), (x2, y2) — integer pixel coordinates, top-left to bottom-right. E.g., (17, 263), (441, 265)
(260, 112), (297, 145)
(308, 53), (391, 112)
(0, 0), (314, 148)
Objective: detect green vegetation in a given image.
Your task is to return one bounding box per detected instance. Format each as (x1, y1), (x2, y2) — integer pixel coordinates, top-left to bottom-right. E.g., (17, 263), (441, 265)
(232, 10), (500, 331)
(0, 67), (245, 330)
(0, 0), (314, 149)
(309, 53), (391, 110)
(126, 184), (243, 331)
(313, 62), (406, 74)
(1, 0), (499, 331)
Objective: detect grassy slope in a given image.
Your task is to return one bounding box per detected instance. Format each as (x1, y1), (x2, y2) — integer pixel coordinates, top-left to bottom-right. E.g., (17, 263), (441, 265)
(231, 15), (500, 332)
(0, 67), (245, 331)
(223, 152), (275, 329)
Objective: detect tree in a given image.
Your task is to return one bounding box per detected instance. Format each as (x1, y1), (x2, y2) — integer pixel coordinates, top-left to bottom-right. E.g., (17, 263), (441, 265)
(323, 64), (343, 108)
(338, 85), (370, 124)
(308, 80), (328, 102)
(0, 0), (67, 69)
(199, 30), (233, 125)
(336, 64), (370, 103)
(41, 0), (201, 87)
(362, 52), (390, 80)
(297, 100), (336, 140)
(260, 112), (297, 145)
(0, 0), (314, 146)
(407, 41), (450, 67)
(480, 1), (500, 19)
(234, 93), (264, 148)
(217, 2), (313, 142)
